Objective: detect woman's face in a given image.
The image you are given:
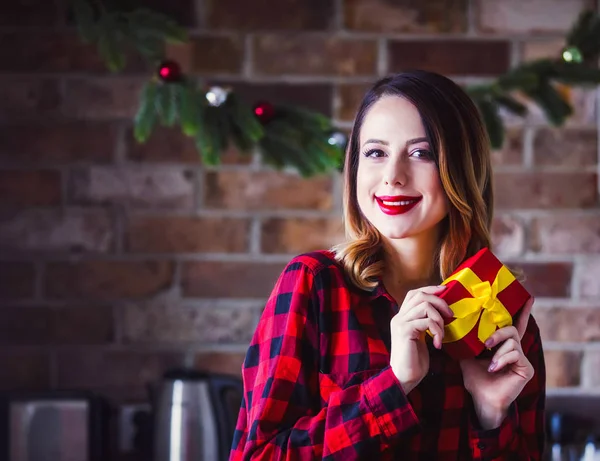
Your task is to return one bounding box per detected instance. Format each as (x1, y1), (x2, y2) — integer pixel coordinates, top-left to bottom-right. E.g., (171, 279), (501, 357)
(356, 95), (449, 241)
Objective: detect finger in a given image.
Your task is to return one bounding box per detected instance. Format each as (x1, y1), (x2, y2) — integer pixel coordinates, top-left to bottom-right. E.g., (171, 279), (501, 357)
(405, 285), (448, 305)
(484, 325), (520, 349)
(490, 338), (521, 365)
(405, 318), (443, 349)
(404, 292), (453, 319)
(402, 301), (445, 326)
(515, 296), (534, 340)
(489, 350), (521, 373)
(410, 303), (446, 349)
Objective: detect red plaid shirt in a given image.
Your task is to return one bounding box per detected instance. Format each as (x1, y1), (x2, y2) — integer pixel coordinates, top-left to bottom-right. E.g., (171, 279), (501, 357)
(230, 251), (546, 460)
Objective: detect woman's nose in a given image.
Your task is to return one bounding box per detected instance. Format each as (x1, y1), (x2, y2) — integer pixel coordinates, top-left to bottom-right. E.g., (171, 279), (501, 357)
(383, 160), (408, 186)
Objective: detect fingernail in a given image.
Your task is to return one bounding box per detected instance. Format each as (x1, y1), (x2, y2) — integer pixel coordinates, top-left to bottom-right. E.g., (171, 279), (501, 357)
(488, 361), (497, 372)
(485, 338), (494, 348)
(437, 285), (447, 290)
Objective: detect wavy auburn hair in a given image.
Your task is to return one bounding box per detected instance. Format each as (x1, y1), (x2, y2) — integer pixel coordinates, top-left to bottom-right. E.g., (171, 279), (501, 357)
(334, 70), (494, 290)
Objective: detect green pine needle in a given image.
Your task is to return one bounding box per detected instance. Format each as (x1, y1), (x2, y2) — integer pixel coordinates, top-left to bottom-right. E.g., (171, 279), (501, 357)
(156, 82), (179, 126)
(134, 81), (159, 142)
(179, 83), (203, 137)
(494, 95), (528, 117)
(195, 106), (225, 165)
(566, 10), (596, 49)
(552, 62), (600, 84)
(524, 81), (573, 126)
(97, 21), (126, 72)
(476, 98), (504, 150)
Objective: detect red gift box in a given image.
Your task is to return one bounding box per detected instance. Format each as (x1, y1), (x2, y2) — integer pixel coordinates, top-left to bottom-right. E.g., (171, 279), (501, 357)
(436, 247), (531, 361)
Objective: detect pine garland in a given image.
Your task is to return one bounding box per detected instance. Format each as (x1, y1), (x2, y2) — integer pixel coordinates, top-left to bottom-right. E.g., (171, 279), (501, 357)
(466, 10), (600, 148)
(70, 1), (600, 175)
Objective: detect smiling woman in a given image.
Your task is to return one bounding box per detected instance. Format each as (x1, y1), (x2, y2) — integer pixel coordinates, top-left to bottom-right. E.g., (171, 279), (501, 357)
(229, 70), (545, 461)
(336, 71), (493, 293)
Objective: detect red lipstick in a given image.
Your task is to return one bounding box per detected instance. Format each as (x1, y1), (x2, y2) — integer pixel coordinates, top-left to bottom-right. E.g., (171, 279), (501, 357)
(375, 195), (422, 215)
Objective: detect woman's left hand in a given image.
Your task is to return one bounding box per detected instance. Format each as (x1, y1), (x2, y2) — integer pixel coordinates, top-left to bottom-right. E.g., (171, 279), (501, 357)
(459, 297), (535, 430)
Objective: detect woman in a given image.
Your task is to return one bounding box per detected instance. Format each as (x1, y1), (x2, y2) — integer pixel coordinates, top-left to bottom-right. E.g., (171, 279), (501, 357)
(229, 70), (545, 460)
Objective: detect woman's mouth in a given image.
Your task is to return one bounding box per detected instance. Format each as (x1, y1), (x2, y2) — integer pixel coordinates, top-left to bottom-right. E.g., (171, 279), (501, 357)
(375, 195), (422, 215)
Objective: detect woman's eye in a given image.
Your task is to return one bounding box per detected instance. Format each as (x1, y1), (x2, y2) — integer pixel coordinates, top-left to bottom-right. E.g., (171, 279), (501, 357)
(364, 149), (386, 158)
(410, 149), (432, 159)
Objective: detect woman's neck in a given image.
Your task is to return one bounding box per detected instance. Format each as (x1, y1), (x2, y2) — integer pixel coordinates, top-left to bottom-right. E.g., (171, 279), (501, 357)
(380, 233), (441, 303)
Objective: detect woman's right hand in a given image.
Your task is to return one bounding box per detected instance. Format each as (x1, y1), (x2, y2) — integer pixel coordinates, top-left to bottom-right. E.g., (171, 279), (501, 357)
(389, 285), (453, 395)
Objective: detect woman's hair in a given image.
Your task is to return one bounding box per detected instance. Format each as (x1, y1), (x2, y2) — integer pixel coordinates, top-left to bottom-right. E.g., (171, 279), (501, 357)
(333, 70), (494, 290)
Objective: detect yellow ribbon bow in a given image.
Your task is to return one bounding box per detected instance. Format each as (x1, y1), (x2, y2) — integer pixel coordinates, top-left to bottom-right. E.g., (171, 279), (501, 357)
(441, 265), (515, 344)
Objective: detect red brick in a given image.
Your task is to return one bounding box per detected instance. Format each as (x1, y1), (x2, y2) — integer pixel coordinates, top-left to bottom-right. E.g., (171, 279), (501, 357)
(0, 121), (117, 164)
(0, 209), (114, 253)
(126, 216), (250, 253)
(582, 351), (600, 388)
(56, 350), (184, 402)
(254, 35), (377, 76)
(344, 0), (468, 33)
(0, 306), (114, 345)
(531, 215), (600, 254)
(388, 40), (510, 76)
(477, 0), (594, 34)
(182, 261), (285, 298)
(0, 351), (51, 391)
(0, 0), (60, 26)
(45, 260), (175, 300)
(261, 218), (344, 254)
(194, 351), (246, 377)
(0, 171), (61, 207)
(204, 171), (333, 211)
(506, 261), (572, 298)
(126, 125), (250, 165)
(121, 300), (258, 344)
(69, 167), (195, 210)
(166, 36), (244, 74)
(533, 128), (597, 167)
(0, 77), (61, 121)
(493, 172), (598, 209)
(213, 82), (334, 117)
(206, 0), (335, 30)
(490, 215), (524, 257)
(521, 39), (564, 61)
(491, 128), (523, 166)
(62, 78), (145, 118)
(545, 350), (581, 388)
(535, 307), (600, 343)
(337, 84), (370, 122)
(577, 258), (600, 301)
(0, 262), (35, 300)
(0, 32), (146, 73)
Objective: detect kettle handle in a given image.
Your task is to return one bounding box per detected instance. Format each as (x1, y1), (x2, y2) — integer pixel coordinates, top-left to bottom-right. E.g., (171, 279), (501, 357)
(209, 374), (244, 461)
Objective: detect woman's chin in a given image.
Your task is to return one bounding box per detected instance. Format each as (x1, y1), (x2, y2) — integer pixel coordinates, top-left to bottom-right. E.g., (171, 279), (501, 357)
(378, 226), (413, 240)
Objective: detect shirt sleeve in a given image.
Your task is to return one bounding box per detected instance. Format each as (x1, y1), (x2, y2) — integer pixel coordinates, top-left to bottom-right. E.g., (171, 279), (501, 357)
(229, 258), (420, 460)
(468, 316), (546, 461)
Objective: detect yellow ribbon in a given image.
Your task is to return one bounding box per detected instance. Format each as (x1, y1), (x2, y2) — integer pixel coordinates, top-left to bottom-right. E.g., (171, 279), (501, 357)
(441, 265), (515, 344)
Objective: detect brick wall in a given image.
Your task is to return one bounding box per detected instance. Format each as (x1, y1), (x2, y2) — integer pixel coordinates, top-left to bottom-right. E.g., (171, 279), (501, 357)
(0, 0), (599, 407)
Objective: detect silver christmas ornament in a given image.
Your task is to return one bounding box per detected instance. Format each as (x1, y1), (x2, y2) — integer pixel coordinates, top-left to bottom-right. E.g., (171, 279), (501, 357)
(206, 86), (229, 107)
(328, 131), (347, 147)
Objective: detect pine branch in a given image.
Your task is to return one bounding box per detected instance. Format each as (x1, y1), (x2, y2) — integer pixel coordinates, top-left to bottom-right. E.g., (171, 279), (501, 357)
(71, 0), (600, 176)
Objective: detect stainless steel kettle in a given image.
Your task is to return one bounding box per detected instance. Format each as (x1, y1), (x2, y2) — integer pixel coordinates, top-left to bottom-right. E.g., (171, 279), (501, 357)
(150, 368), (243, 461)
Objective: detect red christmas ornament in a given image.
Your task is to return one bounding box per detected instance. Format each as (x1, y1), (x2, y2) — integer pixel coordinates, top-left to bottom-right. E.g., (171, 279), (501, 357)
(157, 60), (182, 82)
(253, 101), (276, 124)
